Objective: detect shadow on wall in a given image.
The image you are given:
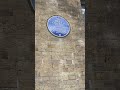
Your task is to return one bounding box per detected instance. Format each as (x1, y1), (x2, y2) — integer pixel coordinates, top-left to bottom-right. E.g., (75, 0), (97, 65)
(0, 0), (34, 89)
(86, 0), (120, 90)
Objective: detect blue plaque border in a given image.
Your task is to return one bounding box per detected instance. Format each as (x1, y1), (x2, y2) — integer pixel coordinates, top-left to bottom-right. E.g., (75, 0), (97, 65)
(47, 15), (71, 38)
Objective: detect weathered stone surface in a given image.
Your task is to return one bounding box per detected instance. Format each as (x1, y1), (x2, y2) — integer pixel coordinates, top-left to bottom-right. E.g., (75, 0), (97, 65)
(0, 0), (34, 90)
(86, 0), (120, 90)
(35, 0), (85, 90)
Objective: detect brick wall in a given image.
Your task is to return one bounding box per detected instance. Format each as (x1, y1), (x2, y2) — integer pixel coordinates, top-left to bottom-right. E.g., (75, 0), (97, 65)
(86, 0), (120, 90)
(35, 0), (85, 90)
(0, 0), (34, 90)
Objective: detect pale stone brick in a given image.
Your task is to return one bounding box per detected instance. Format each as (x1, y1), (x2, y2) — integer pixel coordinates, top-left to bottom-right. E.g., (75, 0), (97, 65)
(36, 0), (85, 90)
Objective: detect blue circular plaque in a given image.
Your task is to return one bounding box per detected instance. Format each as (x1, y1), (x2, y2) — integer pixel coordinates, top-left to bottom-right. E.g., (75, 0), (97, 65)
(47, 16), (70, 37)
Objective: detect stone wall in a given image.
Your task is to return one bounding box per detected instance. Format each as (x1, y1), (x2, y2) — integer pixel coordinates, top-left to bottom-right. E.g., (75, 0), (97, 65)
(35, 0), (85, 90)
(86, 0), (120, 90)
(0, 0), (34, 90)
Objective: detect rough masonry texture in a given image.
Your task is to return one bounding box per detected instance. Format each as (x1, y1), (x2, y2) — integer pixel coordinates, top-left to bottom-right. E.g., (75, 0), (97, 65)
(0, 0), (34, 90)
(86, 0), (120, 90)
(35, 0), (85, 90)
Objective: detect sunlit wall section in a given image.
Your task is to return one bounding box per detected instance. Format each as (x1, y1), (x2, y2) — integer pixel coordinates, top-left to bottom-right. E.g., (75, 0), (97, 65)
(35, 0), (85, 90)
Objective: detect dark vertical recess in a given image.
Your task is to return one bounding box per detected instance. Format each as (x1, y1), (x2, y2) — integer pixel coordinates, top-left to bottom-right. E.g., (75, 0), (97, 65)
(86, 0), (120, 90)
(0, 0), (35, 90)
